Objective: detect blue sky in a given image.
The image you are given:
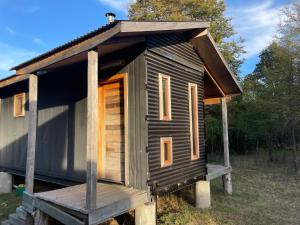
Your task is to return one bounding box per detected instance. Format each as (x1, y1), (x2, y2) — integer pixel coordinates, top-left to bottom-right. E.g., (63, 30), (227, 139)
(0, 0), (296, 79)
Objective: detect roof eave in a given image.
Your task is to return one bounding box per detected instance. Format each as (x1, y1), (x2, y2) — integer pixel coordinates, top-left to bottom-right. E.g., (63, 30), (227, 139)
(191, 29), (243, 95)
(11, 21), (210, 74)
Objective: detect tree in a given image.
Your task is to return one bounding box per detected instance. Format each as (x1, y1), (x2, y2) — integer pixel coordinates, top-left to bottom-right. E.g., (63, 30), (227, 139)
(128, 0), (245, 74)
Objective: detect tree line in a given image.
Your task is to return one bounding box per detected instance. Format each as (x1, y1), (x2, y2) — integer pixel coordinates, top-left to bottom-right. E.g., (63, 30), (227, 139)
(128, 1), (300, 172)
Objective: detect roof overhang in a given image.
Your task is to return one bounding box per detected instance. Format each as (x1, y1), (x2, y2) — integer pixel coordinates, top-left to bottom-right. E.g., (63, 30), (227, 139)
(190, 29), (242, 95)
(9, 21), (242, 96)
(11, 21), (209, 74)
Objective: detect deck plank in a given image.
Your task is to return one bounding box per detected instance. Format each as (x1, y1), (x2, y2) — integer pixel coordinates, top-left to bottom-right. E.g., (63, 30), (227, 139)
(35, 182), (148, 216)
(206, 164), (232, 180)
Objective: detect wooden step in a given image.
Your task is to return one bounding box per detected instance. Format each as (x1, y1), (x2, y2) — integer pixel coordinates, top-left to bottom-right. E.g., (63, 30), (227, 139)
(1, 220), (11, 225)
(16, 206), (28, 221)
(8, 213), (24, 225)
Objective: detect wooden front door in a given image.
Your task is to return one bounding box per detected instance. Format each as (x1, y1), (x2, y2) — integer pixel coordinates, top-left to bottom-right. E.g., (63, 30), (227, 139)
(98, 75), (125, 183)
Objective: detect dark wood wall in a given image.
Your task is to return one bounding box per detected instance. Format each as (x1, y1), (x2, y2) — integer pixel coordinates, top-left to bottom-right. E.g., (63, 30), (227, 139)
(0, 44), (148, 189)
(0, 65), (88, 184)
(145, 33), (206, 192)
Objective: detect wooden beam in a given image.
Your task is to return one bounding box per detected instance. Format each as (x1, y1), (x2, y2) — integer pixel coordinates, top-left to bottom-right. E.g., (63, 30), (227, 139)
(120, 21), (209, 33)
(15, 23), (121, 75)
(204, 66), (225, 97)
(0, 74), (30, 88)
(25, 74), (38, 194)
(35, 199), (84, 225)
(203, 96), (231, 105)
(221, 97), (232, 194)
(86, 50), (99, 210)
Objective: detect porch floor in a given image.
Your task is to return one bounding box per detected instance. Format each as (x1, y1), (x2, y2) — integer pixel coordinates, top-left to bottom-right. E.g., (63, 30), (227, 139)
(206, 164), (232, 180)
(34, 182), (149, 225)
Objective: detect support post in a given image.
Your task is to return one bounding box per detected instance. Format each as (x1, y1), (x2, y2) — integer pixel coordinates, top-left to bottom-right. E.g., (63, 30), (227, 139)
(221, 97), (232, 194)
(25, 74), (38, 194)
(195, 181), (211, 209)
(86, 50), (99, 210)
(135, 202), (156, 225)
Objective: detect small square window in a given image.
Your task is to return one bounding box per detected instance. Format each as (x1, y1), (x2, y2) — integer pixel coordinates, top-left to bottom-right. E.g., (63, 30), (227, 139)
(160, 137), (173, 167)
(158, 73), (171, 120)
(14, 93), (25, 117)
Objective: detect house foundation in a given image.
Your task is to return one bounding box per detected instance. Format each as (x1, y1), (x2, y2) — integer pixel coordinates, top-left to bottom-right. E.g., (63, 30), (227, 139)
(0, 172), (12, 194)
(135, 201), (156, 225)
(195, 180), (211, 209)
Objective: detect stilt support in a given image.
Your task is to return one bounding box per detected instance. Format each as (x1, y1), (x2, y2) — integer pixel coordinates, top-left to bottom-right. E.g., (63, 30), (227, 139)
(135, 202), (156, 225)
(0, 172), (12, 194)
(195, 180), (211, 209)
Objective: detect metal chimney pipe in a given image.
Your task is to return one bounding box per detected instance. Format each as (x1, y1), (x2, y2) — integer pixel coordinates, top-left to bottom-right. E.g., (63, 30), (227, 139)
(105, 12), (116, 24)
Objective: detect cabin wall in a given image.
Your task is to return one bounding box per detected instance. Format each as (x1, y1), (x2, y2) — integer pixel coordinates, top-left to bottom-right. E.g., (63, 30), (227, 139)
(0, 82), (29, 172)
(145, 33), (206, 192)
(0, 66), (88, 184)
(0, 44), (148, 189)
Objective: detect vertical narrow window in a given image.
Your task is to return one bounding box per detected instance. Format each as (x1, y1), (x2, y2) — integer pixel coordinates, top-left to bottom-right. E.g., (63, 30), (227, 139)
(189, 83), (199, 160)
(14, 93), (25, 117)
(158, 73), (171, 120)
(160, 137), (173, 167)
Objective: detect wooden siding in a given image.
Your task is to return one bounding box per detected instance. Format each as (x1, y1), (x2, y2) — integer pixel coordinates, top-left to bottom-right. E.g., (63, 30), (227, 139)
(146, 33), (206, 192)
(0, 44), (148, 190)
(118, 47), (148, 190)
(0, 65), (88, 183)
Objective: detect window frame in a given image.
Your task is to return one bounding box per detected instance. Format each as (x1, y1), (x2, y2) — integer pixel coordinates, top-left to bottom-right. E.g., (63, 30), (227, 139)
(188, 83), (200, 160)
(13, 93), (26, 117)
(158, 73), (172, 121)
(160, 137), (173, 167)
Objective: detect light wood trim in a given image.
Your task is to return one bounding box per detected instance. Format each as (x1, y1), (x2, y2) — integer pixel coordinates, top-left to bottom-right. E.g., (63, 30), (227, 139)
(160, 137), (173, 167)
(204, 66), (225, 97)
(158, 73), (171, 121)
(203, 96), (231, 105)
(13, 93), (26, 117)
(98, 73), (129, 185)
(188, 83), (200, 160)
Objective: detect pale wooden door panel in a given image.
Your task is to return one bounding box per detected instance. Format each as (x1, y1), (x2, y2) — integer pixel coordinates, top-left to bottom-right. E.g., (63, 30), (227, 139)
(98, 80), (125, 183)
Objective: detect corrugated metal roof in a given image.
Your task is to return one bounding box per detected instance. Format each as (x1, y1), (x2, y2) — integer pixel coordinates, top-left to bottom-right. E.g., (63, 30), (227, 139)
(11, 20), (120, 70)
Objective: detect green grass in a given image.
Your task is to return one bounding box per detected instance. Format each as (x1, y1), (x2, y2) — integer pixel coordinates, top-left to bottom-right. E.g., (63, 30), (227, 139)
(0, 152), (299, 225)
(157, 153), (300, 225)
(0, 192), (21, 222)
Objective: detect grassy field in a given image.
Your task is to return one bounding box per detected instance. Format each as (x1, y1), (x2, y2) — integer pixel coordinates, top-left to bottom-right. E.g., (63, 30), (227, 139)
(0, 153), (299, 224)
(157, 153), (300, 225)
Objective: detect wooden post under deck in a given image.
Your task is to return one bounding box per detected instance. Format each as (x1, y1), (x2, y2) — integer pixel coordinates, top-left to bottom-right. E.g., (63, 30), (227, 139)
(25, 74), (38, 194)
(221, 97), (232, 194)
(86, 50), (99, 210)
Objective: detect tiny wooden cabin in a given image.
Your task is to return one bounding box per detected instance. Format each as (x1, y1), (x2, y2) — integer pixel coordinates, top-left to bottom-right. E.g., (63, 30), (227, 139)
(0, 20), (242, 225)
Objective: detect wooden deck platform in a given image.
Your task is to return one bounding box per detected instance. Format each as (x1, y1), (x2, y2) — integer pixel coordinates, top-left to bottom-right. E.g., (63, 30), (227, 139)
(33, 183), (149, 225)
(206, 164), (232, 180)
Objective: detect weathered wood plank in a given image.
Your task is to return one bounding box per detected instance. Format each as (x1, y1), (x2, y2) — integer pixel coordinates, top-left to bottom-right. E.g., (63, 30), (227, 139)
(221, 97), (233, 194)
(89, 191), (148, 225)
(35, 199), (84, 225)
(15, 24), (121, 75)
(25, 74), (38, 194)
(120, 21), (209, 33)
(0, 74), (30, 88)
(206, 164), (232, 180)
(86, 50), (99, 210)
